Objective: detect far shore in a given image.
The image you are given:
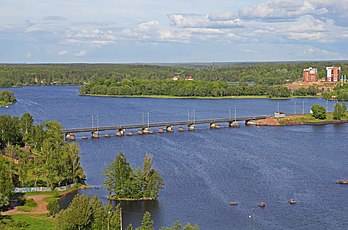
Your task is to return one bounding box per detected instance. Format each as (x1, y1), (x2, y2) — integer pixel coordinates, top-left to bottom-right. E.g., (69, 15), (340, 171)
(81, 93), (322, 100)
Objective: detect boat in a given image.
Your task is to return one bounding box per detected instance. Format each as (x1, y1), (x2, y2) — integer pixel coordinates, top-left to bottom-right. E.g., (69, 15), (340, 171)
(229, 201), (238, 206)
(178, 127), (184, 132)
(158, 128), (164, 133)
(104, 134), (111, 138)
(289, 199), (297, 205)
(336, 180), (348, 184)
(137, 130), (143, 135)
(116, 131), (122, 137)
(258, 202), (266, 208)
(126, 132), (133, 136)
(81, 136), (88, 140)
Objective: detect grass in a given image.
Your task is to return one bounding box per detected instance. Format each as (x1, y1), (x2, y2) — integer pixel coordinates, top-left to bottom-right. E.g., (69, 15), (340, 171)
(0, 214), (58, 230)
(17, 198), (38, 212)
(278, 113), (348, 125)
(0, 101), (11, 107)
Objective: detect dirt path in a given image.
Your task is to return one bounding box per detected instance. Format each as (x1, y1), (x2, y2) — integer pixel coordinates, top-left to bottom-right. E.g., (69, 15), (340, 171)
(2, 194), (51, 215)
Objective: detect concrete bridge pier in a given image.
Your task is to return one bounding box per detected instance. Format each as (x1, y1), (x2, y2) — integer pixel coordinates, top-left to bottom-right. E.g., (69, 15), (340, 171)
(116, 129), (125, 136)
(92, 131), (99, 138)
(65, 133), (76, 141)
(166, 125), (174, 132)
(210, 123), (220, 129)
(245, 120), (257, 126)
(229, 121), (240, 128)
(188, 124), (195, 131)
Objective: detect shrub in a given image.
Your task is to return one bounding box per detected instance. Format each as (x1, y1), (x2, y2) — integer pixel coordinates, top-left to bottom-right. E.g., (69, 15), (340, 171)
(47, 199), (60, 216)
(311, 104), (326, 120)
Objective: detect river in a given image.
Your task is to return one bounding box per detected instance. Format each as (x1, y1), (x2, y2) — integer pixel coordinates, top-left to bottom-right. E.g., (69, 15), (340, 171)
(1, 86), (348, 230)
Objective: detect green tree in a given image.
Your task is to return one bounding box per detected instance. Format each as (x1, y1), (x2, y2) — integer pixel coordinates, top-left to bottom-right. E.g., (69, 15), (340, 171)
(333, 103), (342, 120)
(57, 195), (93, 229)
(311, 104), (326, 120)
(342, 102), (347, 118)
(0, 157), (13, 213)
(136, 211), (154, 230)
(103, 152), (133, 198)
(63, 142), (85, 184)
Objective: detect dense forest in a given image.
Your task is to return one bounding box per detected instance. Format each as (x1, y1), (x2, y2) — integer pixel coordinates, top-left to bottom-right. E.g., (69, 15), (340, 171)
(81, 79), (292, 98)
(0, 113), (85, 213)
(0, 61), (346, 87)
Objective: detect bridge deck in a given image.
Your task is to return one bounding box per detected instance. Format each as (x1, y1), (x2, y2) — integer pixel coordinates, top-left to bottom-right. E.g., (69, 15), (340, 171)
(62, 116), (268, 133)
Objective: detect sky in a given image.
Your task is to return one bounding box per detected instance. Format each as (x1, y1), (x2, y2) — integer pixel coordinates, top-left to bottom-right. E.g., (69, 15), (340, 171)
(1, 0), (348, 63)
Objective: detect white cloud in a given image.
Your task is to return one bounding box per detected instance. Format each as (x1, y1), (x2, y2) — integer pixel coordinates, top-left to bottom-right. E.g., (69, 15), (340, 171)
(58, 50), (68, 56)
(168, 14), (243, 29)
(239, 0), (327, 22)
(75, 50), (87, 57)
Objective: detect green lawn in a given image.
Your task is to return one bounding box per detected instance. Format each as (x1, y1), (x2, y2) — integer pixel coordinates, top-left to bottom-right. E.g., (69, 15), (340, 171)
(0, 214), (58, 230)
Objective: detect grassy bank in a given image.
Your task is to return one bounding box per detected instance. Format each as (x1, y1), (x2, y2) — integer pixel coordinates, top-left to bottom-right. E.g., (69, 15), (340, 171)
(256, 113), (348, 126)
(0, 214), (57, 230)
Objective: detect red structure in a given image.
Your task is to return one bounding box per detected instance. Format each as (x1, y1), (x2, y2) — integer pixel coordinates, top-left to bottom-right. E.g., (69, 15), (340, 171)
(303, 67), (318, 82)
(326, 67), (341, 82)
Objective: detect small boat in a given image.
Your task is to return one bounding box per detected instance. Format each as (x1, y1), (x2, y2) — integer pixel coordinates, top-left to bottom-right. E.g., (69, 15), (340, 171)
(104, 134), (111, 138)
(143, 128), (153, 134)
(336, 180), (348, 184)
(229, 201), (238, 206)
(178, 127), (184, 132)
(81, 136), (88, 140)
(258, 202), (266, 208)
(158, 128), (164, 133)
(126, 132), (133, 136)
(289, 199), (297, 205)
(215, 124), (221, 129)
(137, 130), (143, 135)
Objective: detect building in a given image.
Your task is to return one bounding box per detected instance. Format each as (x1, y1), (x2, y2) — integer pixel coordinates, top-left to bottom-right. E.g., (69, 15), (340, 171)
(326, 67), (341, 82)
(303, 67), (318, 82)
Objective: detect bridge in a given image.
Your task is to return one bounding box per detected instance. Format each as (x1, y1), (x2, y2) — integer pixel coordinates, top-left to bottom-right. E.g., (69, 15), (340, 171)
(62, 115), (269, 140)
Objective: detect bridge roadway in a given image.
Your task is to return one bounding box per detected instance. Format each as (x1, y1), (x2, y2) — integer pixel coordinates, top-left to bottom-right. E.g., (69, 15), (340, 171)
(62, 115), (269, 134)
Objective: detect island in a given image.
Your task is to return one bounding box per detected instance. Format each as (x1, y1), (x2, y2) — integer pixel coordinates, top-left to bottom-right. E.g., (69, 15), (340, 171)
(0, 90), (16, 107)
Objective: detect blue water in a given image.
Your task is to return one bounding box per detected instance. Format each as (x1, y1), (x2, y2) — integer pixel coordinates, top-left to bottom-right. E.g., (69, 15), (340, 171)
(1, 86), (348, 230)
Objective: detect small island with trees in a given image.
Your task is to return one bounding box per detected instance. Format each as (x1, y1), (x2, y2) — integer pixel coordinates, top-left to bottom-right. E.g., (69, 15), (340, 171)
(104, 152), (164, 200)
(256, 102), (348, 126)
(0, 90), (16, 107)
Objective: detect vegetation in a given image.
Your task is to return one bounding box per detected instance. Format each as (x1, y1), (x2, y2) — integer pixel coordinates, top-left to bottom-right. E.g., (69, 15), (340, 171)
(0, 113), (85, 192)
(324, 82), (348, 101)
(81, 79), (293, 98)
(57, 195), (198, 230)
(57, 194), (120, 230)
(104, 152), (164, 200)
(0, 156), (13, 214)
(311, 104), (327, 120)
(0, 62), (346, 88)
(0, 90), (16, 106)
(0, 214), (58, 230)
(292, 86), (319, 97)
(333, 102), (347, 120)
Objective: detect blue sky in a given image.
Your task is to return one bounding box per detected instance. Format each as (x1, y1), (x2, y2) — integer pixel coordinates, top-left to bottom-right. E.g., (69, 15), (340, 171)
(1, 0), (347, 63)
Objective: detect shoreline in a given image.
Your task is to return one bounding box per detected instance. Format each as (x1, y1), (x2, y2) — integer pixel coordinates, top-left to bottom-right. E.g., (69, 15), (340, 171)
(81, 93), (322, 100)
(255, 114), (348, 126)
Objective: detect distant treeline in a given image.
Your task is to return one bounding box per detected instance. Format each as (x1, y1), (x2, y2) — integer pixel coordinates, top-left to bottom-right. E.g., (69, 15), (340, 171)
(0, 61), (347, 87)
(80, 79), (292, 98)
